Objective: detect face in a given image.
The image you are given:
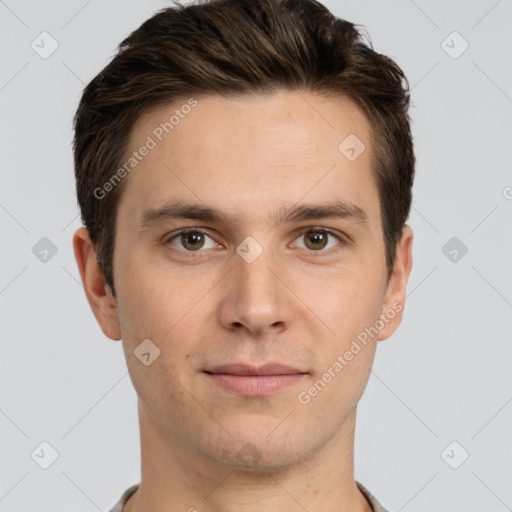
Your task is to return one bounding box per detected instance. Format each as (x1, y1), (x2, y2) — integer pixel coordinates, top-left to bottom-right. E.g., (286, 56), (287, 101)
(75, 90), (412, 472)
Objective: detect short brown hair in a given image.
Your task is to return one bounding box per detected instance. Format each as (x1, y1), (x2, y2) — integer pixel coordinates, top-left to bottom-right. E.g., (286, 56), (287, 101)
(73, 0), (415, 296)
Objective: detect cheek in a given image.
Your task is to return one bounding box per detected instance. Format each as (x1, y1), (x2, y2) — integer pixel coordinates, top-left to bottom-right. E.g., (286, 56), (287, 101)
(299, 279), (381, 409)
(114, 258), (201, 419)
(298, 272), (383, 398)
(114, 254), (221, 388)
(307, 272), (385, 341)
(114, 249), (187, 338)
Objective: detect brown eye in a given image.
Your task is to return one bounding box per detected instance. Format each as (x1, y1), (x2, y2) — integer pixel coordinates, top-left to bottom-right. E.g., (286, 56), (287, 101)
(293, 229), (342, 252)
(181, 232), (205, 250)
(304, 231), (328, 250)
(167, 229), (216, 252)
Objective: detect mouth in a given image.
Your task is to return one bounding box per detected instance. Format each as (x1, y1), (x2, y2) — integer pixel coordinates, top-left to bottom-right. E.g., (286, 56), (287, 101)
(203, 363), (308, 396)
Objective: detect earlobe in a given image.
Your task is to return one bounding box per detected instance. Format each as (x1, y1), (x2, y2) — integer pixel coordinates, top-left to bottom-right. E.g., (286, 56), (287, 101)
(72, 227), (122, 341)
(377, 225), (414, 341)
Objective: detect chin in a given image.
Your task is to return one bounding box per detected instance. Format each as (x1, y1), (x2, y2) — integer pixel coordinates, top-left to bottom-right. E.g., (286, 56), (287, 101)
(204, 433), (315, 474)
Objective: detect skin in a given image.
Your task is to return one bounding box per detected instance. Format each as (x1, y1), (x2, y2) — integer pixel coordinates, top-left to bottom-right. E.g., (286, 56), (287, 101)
(74, 90), (413, 512)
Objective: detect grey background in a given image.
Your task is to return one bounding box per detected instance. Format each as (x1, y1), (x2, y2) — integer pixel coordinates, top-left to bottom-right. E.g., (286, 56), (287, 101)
(1, 0), (511, 510)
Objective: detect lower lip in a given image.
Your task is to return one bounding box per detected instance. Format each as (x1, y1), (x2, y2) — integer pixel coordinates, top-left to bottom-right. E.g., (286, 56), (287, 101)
(205, 372), (305, 396)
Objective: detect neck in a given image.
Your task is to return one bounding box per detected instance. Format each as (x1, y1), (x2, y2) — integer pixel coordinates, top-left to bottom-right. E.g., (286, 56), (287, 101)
(124, 401), (372, 512)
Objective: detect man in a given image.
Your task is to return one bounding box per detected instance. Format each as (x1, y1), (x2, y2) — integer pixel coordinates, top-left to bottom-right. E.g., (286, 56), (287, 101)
(72, 0), (414, 510)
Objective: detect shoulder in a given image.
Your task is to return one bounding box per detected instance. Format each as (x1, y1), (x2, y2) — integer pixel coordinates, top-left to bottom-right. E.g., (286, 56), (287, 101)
(356, 481), (391, 512)
(107, 484), (140, 512)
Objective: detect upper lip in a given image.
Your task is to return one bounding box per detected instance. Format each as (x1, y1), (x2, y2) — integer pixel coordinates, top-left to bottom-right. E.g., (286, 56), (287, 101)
(205, 363), (306, 376)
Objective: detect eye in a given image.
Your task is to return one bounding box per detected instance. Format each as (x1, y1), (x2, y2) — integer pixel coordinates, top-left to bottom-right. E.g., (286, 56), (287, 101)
(293, 228), (343, 253)
(166, 229), (217, 252)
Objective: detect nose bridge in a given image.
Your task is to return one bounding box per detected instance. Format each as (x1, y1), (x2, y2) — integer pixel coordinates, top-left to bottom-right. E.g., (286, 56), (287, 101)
(238, 242), (275, 288)
(223, 235), (288, 333)
(235, 235), (279, 302)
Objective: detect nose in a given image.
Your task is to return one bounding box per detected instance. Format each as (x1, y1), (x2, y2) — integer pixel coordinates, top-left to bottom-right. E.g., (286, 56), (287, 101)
(218, 240), (292, 336)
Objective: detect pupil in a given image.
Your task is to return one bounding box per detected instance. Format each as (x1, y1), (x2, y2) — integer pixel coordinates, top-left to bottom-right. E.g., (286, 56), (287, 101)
(307, 232), (327, 250)
(183, 232), (203, 250)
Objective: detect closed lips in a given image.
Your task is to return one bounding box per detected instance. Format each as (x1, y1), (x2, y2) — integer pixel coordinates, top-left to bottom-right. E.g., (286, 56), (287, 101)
(204, 364), (306, 376)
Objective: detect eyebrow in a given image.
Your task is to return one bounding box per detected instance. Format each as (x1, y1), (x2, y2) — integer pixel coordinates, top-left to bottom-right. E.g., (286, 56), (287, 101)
(138, 199), (368, 229)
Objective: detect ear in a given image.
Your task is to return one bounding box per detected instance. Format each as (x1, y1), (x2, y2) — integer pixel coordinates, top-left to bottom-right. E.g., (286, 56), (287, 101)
(377, 225), (413, 341)
(72, 227), (121, 341)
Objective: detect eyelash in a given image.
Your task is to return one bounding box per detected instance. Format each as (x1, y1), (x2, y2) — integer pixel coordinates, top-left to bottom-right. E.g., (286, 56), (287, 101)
(164, 227), (345, 256)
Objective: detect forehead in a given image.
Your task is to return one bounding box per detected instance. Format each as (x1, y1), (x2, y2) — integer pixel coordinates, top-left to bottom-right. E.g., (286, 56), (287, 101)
(116, 90), (378, 227)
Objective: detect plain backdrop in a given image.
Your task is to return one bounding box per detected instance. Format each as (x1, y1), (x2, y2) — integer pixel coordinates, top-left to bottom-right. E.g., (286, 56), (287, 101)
(1, 1), (511, 511)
